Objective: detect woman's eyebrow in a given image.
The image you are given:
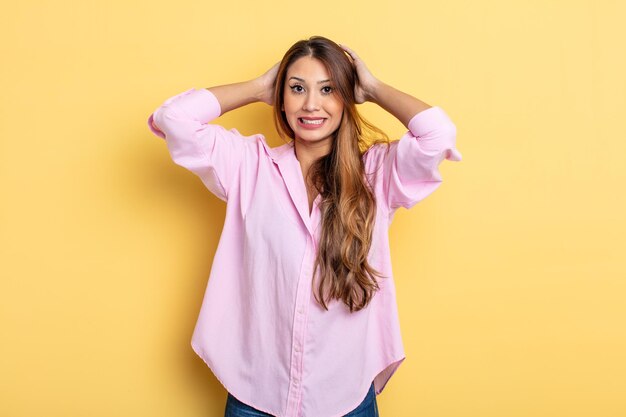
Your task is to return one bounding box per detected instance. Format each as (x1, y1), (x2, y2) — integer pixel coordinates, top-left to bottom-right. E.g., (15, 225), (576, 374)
(288, 76), (331, 84)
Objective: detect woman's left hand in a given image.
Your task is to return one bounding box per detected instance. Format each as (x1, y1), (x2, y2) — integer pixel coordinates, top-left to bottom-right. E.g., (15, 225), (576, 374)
(339, 44), (380, 104)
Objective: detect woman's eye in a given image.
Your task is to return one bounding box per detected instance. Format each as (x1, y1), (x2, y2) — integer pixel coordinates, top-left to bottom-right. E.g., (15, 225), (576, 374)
(290, 85), (304, 93)
(322, 86), (333, 94)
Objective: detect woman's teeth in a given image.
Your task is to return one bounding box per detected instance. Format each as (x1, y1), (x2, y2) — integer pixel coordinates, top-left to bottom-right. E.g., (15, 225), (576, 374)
(300, 118), (324, 125)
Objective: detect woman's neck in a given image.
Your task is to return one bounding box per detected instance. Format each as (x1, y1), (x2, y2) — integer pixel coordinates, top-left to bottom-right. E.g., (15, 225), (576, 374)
(293, 137), (332, 169)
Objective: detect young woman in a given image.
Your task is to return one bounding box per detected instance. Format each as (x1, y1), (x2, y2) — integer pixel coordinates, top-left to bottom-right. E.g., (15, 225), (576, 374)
(148, 35), (462, 417)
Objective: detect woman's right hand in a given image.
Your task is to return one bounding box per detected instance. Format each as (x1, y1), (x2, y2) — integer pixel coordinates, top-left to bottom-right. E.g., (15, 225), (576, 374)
(204, 62), (281, 115)
(256, 61), (280, 106)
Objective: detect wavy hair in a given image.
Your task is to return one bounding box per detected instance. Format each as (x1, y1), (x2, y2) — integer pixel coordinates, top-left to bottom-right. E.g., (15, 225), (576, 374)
(272, 36), (391, 313)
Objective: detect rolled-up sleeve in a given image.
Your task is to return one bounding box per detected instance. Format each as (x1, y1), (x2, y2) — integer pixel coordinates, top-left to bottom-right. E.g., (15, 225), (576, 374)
(368, 106), (462, 211)
(147, 88), (250, 202)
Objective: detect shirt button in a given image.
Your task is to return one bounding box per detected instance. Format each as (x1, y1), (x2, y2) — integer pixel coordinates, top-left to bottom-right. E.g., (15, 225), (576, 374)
(298, 307), (304, 314)
(295, 345), (300, 352)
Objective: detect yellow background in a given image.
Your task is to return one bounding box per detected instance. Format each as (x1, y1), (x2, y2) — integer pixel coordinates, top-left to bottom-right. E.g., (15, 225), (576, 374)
(2, 0), (625, 416)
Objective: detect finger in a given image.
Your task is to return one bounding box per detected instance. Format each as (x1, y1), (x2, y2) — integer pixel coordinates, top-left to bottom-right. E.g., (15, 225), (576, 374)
(339, 44), (358, 60)
(338, 43), (353, 58)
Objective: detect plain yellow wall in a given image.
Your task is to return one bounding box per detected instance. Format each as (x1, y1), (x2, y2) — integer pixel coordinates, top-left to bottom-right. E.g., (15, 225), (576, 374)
(1, 0), (625, 416)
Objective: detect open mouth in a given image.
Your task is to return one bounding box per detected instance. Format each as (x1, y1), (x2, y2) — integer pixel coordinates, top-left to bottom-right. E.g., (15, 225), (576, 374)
(298, 117), (326, 126)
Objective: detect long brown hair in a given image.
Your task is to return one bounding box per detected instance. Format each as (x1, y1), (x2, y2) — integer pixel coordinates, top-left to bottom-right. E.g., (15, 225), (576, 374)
(272, 36), (391, 313)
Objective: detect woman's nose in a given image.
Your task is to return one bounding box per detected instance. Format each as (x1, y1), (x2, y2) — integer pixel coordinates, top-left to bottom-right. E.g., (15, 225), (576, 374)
(302, 92), (320, 111)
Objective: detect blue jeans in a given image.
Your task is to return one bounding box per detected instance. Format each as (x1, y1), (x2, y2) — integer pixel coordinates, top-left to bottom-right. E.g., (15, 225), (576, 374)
(224, 381), (379, 417)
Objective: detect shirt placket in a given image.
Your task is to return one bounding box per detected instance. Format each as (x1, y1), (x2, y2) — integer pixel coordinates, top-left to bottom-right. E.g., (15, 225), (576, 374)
(285, 233), (314, 417)
(285, 199), (321, 417)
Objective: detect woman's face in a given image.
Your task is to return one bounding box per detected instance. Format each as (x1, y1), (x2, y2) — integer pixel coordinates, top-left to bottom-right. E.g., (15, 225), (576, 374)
(282, 56), (344, 146)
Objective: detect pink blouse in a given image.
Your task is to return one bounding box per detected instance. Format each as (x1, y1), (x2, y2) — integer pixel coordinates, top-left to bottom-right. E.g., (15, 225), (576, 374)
(147, 87), (461, 417)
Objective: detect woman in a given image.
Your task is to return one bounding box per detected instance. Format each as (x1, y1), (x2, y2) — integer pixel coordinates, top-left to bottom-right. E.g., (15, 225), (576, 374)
(148, 35), (461, 417)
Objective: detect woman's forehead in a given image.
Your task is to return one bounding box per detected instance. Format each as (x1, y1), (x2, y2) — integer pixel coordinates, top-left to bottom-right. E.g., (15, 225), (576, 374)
(286, 56), (332, 81)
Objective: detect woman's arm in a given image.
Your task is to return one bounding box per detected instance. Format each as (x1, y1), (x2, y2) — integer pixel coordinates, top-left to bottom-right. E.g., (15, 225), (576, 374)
(367, 81), (432, 129)
(206, 62), (280, 115)
(339, 44), (461, 212)
(339, 44), (432, 128)
(149, 62), (279, 135)
(146, 62), (278, 201)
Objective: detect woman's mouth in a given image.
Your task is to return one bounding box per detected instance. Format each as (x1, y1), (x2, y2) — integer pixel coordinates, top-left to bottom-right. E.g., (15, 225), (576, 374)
(297, 117), (326, 129)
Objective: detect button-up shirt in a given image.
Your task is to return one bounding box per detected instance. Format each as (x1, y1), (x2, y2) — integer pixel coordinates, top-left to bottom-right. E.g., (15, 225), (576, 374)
(147, 87), (462, 417)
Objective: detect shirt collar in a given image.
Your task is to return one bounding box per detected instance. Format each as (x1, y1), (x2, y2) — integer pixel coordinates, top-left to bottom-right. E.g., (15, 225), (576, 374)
(260, 137), (295, 164)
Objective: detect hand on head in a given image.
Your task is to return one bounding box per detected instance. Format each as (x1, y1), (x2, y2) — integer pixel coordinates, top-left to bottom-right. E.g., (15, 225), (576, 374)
(257, 61), (280, 105)
(338, 43), (379, 104)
